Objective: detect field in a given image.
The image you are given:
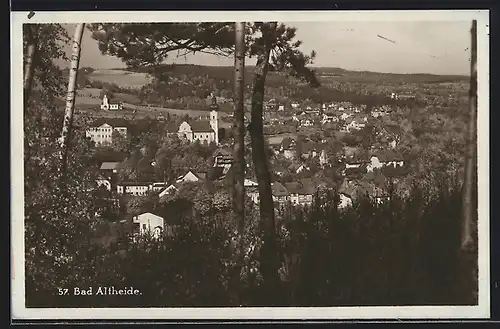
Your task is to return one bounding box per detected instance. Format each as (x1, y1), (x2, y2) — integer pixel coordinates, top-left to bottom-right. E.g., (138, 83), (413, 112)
(87, 69), (153, 89)
(73, 88), (231, 127)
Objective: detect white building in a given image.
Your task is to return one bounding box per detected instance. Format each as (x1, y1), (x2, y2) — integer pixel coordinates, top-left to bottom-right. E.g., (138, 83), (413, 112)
(100, 94), (123, 111)
(86, 118), (128, 145)
(116, 182), (151, 196)
(133, 212), (165, 239)
(158, 184), (178, 198)
(177, 97), (219, 145)
(338, 193), (353, 209)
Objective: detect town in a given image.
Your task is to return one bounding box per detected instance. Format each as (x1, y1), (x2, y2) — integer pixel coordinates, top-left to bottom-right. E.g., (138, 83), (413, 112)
(87, 91), (410, 239)
(22, 20), (477, 309)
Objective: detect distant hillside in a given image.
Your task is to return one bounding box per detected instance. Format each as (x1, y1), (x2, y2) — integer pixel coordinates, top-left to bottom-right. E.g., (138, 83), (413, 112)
(124, 64), (468, 84)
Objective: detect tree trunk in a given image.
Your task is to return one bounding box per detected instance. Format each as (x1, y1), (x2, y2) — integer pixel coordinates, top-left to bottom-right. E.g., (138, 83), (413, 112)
(229, 22), (246, 305)
(60, 23), (85, 172)
(461, 19), (477, 252)
(249, 22), (280, 305)
(23, 24), (38, 106)
(458, 19), (478, 305)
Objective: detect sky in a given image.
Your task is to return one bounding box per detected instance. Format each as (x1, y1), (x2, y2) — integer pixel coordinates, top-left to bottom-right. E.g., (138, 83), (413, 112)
(62, 21), (472, 75)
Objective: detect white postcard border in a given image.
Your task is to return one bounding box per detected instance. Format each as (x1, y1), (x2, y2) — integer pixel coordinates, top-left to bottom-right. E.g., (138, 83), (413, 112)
(11, 10), (490, 320)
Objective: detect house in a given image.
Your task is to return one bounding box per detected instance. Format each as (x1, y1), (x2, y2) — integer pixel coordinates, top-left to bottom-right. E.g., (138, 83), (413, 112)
(244, 178), (258, 187)
(338, 193), (354, 209)
(367, 153), (385, 172)
(300, 142), (318, 159)
(177, 97), (219, 145)
(321, 114), (338, 124)
(345, 116), (366, 132)
(271, 182), (289, 204)
(289, 163), (309, 174)
(345, 154), (369, 169)
(383, 150), (405, 167)
(133, 212), (166, 239)
(280, 137), (296, 160)
(300, 118), (314, 127)
(357, 181), (389, 205)
(86, 118), (128, 145)
(285, 181), (314, 206)
(213, 147), (233, 169)
(116, 182), (151, 196)
(340, 112), (353, 121)
(100, 94), (123, 111)
(176, 170), (206, 184)
(244, 179), (260, 204)
(158, 184), (178, 198)
(100, 161), (121, 174)
(150, 182), (169, 192)
(367, 150), (404, 170)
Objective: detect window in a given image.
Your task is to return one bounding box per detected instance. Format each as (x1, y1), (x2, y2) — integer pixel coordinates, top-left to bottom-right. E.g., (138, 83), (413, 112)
(142, 224), (147, 231)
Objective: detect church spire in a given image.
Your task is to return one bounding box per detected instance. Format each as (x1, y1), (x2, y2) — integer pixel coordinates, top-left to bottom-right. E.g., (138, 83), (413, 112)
(209, 95), (219, 111)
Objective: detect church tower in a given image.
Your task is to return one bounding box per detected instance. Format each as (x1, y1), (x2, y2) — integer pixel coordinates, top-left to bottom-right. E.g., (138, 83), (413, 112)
(101, 94), (109, 111)
(209, 95), (219, 145)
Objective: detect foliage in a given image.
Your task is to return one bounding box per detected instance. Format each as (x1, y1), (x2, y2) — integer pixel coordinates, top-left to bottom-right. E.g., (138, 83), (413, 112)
(27, 178), (477, 307)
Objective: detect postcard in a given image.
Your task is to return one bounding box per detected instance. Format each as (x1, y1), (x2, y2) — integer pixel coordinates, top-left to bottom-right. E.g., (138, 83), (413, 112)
(11, 9), (490, 321)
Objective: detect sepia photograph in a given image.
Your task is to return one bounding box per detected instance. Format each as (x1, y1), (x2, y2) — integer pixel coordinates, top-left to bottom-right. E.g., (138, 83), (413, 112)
(11, 10), (489, 320)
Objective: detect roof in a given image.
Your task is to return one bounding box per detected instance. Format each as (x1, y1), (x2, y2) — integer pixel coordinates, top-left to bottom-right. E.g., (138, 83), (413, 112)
(165, 122), (178, 133)
(383, 150), (404, 161)
(300, 178), (316, 195)
(90, 118), (129, 128)
(100, 161), (121, 170)
(118, 181), (152, 186)
(134, 212), (164, 220)
(190, 120), (213, 133)
(195, 172), (207, 180)
(284, 182), (302, 194)
(214, 147), (232, 157)
(273, 164), (286, 173)
(346, 153), (370, 164)
(272, 182), (289, 197)
(381, 165), (409, 178)
(345, 165), (368, 177)
(244, 178), (258, 187)
(339, 185), (356, 197)
(280, 137), (296, 149)
(301, 142), (316, 154)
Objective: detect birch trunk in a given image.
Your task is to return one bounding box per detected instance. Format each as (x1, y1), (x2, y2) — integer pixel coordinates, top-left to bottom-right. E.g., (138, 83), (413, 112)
(461, 19), (477, 251)
(249, 22), (280, 304)
(23, 24), (38, 106)
(229, 22), (246, 305)
(60, 23), (85, 171)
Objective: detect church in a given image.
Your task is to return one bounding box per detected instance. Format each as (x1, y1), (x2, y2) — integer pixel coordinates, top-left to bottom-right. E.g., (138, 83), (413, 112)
(100, 94), (123, 111)
(177, 96), (220, 145)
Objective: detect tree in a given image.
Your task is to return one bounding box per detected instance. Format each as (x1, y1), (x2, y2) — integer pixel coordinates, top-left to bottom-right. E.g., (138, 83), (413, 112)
(60, 23), (85, 173)
(229, 22), (247, 304)
(23, 24), (38, 105)
(246, 23), (319, 303)
(89, 22), (319, 303)
(110, 130), (130, 153)
(23, 23), (107, 305)
(88, 23), (234, 68)
(462, 19), (477, 257)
